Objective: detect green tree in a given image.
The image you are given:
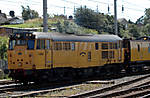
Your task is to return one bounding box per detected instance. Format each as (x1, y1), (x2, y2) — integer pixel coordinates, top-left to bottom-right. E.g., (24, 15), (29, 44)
(0, 37), (8, 60)
(74, 6), (106, 33)
(104, 15), (114, 34)
(144, 8), (150, 24)
(128, 24), (140, 38)
(135, 8), (150, 37)
(136, 16), (144, 25)
(56, 21), (64, 33)
(21, 6), (39, 20)
(144, 24), (150, 35)
(74, 6), (117, 34)
(56, 20), (98, 34)
(136, 8), (150, 25)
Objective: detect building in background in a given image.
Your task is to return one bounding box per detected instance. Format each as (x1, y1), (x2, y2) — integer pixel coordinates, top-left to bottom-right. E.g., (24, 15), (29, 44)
(0, 10), (24, 25)
(0, 10), (7, 25)
(8, 17), (24, 24)
(118, 18), (128, 29)
(0, 27), (40, 36)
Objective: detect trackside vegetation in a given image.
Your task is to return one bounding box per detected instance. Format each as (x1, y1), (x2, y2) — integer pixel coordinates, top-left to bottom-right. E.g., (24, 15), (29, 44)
(0, 36), (8, 60)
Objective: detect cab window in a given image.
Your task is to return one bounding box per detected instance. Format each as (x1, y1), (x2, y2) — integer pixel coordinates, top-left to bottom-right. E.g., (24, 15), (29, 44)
(36, 40), (45, 49)
(16, 40), (26, 45)
(27, 40), (35, 50)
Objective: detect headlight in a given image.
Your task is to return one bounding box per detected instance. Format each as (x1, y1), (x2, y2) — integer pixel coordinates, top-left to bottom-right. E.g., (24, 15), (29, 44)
(18, 62), (22, 67)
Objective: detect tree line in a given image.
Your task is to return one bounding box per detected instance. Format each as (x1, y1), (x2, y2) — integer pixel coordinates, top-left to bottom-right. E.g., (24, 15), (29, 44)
(74, 6), (150, 38)
(21, 5), (150, 39)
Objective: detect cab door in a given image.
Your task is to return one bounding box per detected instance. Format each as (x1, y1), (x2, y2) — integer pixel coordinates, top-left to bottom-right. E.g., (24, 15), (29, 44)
(45, 40), (52, 68)
(35, 39), (46, 69)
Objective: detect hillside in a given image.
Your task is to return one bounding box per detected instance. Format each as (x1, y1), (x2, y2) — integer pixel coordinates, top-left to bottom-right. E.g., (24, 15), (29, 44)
(1, 18), (98, 34)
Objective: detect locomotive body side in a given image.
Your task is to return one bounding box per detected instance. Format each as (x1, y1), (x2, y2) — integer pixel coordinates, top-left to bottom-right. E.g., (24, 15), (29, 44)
(8, 32), (124, 82)
(50, 33), (124, 69)
(52, 41), (124, 68)
(130, 40), (150, 62)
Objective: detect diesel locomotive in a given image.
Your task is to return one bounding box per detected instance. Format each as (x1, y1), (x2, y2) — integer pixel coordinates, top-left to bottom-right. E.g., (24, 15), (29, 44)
(7, 32), (150, 83)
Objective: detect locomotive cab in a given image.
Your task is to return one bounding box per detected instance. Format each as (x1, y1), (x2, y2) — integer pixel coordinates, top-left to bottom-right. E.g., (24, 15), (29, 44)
(8, 32), (36, 81)
(8, 32), (53, 82)
(8, 32), (35, 69)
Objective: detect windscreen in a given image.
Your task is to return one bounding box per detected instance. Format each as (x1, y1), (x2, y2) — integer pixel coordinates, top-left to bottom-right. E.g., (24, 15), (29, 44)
(16, 40), (26, 45)
(8, 40), (35, 50)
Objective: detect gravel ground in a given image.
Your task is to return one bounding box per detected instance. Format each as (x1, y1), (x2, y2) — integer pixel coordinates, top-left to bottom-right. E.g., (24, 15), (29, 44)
(93, 75), (150, 97)
(0, 74), (148, 97)
(41, 74), (149, 97)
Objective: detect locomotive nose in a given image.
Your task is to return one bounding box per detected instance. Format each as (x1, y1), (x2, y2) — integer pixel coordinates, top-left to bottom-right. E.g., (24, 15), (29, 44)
(8, 50), (34, 69)
(16, 51), (33, 68)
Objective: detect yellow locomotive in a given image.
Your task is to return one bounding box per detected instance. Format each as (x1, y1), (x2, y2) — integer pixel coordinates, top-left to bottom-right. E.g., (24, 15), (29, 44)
(7, 32), (150, 83)
(124, 37), (150, 72)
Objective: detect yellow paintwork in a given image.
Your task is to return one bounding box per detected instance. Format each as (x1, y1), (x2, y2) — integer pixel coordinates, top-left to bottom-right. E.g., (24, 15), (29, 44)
(8, 39), (52, 70)
(52, 41), (124, 68)
(8, 39), (124, 70)
(8, 46), (34, 69)
(130, 41), (150, 62)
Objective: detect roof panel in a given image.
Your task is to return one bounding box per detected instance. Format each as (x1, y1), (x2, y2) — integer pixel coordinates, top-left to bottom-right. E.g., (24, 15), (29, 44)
(33, 32), (122, 42)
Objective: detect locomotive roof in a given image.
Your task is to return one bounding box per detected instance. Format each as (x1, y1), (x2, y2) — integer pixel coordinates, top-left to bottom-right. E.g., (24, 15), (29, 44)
(32, 32), (122, 42)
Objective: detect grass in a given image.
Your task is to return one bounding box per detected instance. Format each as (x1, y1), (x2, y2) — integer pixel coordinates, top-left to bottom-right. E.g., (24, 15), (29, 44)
(1, 18), (63, 28)
(2, 18), (43, 28)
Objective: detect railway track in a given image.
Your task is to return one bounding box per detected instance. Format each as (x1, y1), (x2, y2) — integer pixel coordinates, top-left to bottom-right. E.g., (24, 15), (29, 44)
(0, 79), (14, 85)
(69, 73), (150, 98)
(0, 80), (18, 92)
(0, 79), (91, 97)
(0, 73), (149, 97)
(0, 73), (148, 97)
(118, 86), (150, 98)
(87, 80), (150, 98)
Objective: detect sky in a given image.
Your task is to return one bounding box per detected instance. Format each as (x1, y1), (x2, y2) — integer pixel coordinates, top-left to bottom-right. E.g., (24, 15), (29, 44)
(0, 0), (150, 22)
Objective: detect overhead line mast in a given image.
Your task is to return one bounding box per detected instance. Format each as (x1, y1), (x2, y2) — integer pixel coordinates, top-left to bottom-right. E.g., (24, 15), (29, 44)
(43, 0), (48, 32)
(114, 0), (118, 35)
